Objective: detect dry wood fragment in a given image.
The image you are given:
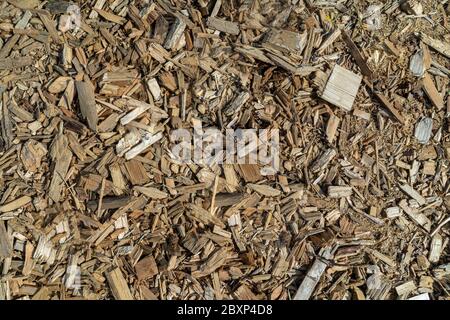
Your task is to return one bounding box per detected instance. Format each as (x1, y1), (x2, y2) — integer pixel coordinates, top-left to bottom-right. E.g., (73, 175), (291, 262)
(37, 10), (60, 43)
(87, 196), (131, 211)
(341, 30), (372, 79)
(207, 17), (239, 35)
(9, 100), (34, 122)
(94, 8), (127, 25)
(383, 39), (400, 56)
(326, 115), (340, 143)
(98, 114), (119, 133)
(134, 186), (168, 199)
(395, 281), (416, 297)
(264, 29), (307, 53)
(106, 268), (134, 300)
(0, 56), (33, 70)
(234, 284), (258, 300)
(0, 221), (12, 258)
(125, 132), (163, 160)
(401, 0), (423, 15)
(76, 80), (98, 132)
(409, 45), (431, 77)
(237, 164), (262, 183)
(164, 18), (186, 50)
(48, 77), (72, 94)
(310, 148), (336, 172)
(0, 196), (31, 213)
(123, 97), (168, 120)
(428, 234), (442, 263)
(188, 204), (226, 228)
(294, 247), (332, 300)
(121, 110), (150, 127)
(366, 248), (396, 267)
(223, 92), (251, 116)
(116, 129), (141, 157)
(247, 184), (281, 197)
(328, 186), (353, 198)
(399, 200), (431, 232)
(430, 216), (450, 238)
(373, 92), (405, 124)
(64, 254), (79, 289)
(20, 140), (47, 172)
(147, 78), (162, 102)
(235, 45), (272, 64)
(421, 74), (444, 109)
(191, 247), (229, 278)
(320, 64), (362, 112)
(48, 134), (73, 203)
(318, 29), (341, 54)
(408, 293), (430, 300)
(385, 207), (402, 219)
(135, 255), (158, 281)
(400, 184), (426, 206)
(419, 32), (450, 59)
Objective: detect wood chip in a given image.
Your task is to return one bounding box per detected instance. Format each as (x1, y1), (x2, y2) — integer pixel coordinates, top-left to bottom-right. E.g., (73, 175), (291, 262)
(294, 248), (332, 300)
(0, 196), (32, 213)
(400, 184), (426, 206)
(421, 73), (444, 109)
(76, 80), (98, 132)
(207, 17), (239, 35)
(0, 221), (12, 258)
(106, 268), (134, 300)
(135, 255), (158, 281)
(320, 64), (362, 112)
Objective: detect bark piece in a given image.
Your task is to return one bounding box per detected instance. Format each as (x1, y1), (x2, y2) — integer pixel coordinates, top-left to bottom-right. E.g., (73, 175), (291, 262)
(135, 255), (158, 281)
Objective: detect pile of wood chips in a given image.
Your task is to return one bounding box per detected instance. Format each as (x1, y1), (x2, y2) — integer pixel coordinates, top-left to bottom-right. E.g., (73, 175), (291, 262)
(0, 0), (449, 300)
